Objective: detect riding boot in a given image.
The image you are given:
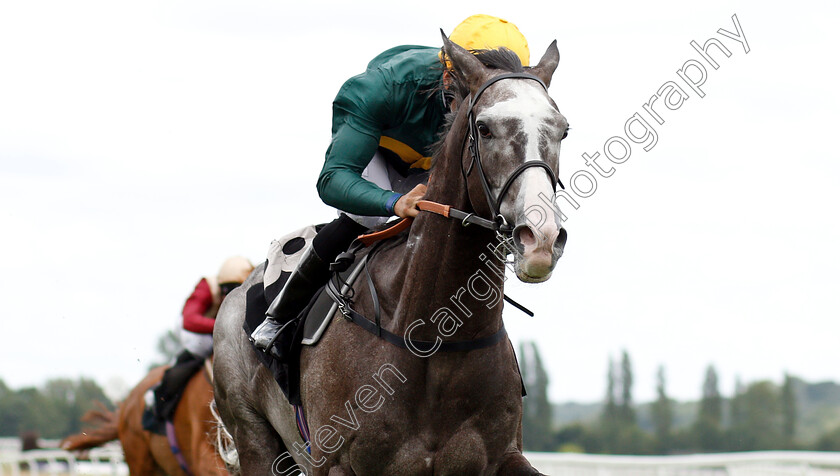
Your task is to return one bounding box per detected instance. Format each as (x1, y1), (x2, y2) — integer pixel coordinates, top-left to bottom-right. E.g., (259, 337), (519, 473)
(249, 246), (331, 358)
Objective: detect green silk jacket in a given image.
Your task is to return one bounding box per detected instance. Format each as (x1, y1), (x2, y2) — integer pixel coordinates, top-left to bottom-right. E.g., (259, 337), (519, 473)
(316, 45), (446, 216)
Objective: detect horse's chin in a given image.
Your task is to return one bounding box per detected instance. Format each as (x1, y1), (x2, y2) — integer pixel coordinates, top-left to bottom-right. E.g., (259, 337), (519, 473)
(514, 255), (555, 283)
(515, 269), (553, 283)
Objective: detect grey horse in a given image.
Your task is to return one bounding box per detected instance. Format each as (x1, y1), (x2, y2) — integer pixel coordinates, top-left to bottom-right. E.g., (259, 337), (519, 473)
(213, 32), (569, 475)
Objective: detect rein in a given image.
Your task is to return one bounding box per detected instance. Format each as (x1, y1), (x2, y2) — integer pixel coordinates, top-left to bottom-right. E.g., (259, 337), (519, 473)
(356, 198), (502, 247)
(417, 200), (499, 230)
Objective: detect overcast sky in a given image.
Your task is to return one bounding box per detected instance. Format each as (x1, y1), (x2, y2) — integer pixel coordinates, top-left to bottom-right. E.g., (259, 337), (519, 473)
(1, 0), (838, 404)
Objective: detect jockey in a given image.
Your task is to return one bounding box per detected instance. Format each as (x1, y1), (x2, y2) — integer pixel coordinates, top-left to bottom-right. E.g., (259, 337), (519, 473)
(180, 255), (254, 359)
(143, 256), (254, 433)
(250, 14), (531, 357)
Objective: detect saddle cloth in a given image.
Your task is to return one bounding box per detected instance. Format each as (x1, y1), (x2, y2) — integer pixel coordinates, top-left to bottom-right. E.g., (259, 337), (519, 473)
(242, 225), (364, 405)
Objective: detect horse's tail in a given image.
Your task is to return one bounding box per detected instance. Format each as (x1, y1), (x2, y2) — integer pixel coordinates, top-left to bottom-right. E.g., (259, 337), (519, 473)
(60, 401), (120, 451)
(209, 398), (240, 475)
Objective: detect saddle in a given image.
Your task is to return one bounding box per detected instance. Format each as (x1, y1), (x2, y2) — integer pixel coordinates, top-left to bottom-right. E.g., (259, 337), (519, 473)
(242, 225), (382, 406)
(141, 351), (207, 435)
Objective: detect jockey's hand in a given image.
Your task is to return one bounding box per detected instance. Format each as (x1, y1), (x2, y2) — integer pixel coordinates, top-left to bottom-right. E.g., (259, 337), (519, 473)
(394, 184), (427, 219)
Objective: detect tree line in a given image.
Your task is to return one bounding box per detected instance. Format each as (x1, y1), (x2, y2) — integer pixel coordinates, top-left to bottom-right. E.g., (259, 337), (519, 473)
(5, 344), (840, 453)
(0, 331), (178, 442)
(519, 344), (840, 454)
(0, 378), (113, 440)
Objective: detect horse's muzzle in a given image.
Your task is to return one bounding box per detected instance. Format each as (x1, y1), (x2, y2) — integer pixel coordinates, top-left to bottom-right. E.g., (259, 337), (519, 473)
(512, 223), (567, 283)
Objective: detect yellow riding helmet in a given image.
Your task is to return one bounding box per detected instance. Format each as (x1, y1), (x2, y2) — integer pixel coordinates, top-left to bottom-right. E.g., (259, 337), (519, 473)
(217, 256), (254, 284)
(448, 14), (530, 67)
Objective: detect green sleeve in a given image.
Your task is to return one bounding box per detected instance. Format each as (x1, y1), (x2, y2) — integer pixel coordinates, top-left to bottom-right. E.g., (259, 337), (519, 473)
(317, 69), (401, 217)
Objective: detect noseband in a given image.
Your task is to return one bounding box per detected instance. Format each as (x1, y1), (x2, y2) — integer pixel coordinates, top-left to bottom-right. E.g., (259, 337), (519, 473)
(462, 73), (565, 234)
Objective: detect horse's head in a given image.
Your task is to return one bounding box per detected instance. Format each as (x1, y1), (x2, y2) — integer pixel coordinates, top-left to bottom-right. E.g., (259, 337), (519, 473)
(442, 33), (569, 283)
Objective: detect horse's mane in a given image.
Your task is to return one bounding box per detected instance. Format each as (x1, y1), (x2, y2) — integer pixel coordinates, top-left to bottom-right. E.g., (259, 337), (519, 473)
(431, 47), (525, 158)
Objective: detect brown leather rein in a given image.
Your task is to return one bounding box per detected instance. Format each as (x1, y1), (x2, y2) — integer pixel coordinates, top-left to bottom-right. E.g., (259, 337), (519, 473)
(356, 199), (503, 247)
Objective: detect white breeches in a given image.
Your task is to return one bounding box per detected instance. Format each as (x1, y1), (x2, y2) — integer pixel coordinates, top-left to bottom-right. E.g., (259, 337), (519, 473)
(180, 329), (214, 359)
(342, 150), (429, 228)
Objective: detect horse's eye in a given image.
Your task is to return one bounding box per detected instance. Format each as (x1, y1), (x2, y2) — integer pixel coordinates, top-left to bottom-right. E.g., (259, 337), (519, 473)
(561, 127), (570, 140)
(477, 122), (492, 139)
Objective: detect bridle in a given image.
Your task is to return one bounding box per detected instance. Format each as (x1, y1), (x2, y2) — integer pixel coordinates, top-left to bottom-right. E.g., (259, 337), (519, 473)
(350, 74), (557, 329)
(421, 72), (564, 236)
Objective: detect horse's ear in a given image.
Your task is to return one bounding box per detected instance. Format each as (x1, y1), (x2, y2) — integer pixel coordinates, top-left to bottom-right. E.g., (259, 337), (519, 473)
(529, 40), (560, 88)
(441, 29), (489, 93)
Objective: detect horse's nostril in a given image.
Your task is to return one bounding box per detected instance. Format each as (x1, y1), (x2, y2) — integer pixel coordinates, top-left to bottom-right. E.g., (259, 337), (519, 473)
(555, 228), (568, 256)
(513, 225), (535, 253)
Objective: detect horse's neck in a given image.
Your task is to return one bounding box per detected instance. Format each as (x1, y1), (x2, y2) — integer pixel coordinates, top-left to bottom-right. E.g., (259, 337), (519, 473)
(388, 159), (506, 341)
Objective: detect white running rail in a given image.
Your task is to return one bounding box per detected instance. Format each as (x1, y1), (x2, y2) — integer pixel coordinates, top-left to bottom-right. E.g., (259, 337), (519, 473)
(0, 448), (127, 476)
(3, 448), (840, 475)
(524, 451), (840, 475)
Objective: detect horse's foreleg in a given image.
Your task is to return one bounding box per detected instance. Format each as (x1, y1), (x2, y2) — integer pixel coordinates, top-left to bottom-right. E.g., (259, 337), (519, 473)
(496, 451), (545, 476)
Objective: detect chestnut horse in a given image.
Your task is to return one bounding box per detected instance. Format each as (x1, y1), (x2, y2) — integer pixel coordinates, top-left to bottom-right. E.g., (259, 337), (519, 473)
(61, 362), (227, 475)
(213, 33), (568, 475)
